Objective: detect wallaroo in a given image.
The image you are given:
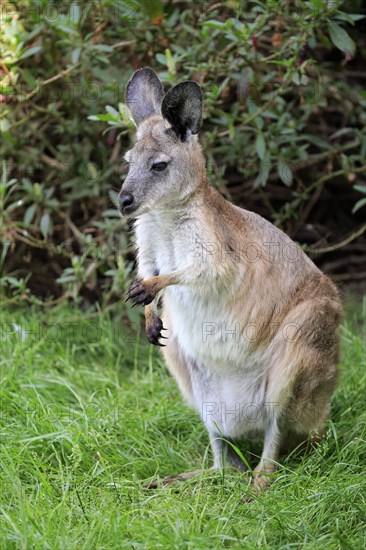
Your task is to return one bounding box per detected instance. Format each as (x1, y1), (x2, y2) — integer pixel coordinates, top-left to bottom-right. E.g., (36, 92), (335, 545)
(119, 68), (341, 494)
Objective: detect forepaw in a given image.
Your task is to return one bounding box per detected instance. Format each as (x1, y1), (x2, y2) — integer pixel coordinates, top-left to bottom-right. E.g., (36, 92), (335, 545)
(146, 313), (168, 347)
(125, 279), (158, 307)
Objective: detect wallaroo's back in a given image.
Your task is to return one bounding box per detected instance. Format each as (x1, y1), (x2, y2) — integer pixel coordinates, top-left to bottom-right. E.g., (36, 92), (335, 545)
(119, 68), (342, 495)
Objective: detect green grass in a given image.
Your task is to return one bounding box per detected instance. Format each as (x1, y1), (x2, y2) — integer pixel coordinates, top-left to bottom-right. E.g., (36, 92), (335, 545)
(0, 299), (365, 549)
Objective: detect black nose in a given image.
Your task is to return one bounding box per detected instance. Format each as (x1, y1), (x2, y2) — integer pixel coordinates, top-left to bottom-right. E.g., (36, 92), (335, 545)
(118, 193), (134, 210)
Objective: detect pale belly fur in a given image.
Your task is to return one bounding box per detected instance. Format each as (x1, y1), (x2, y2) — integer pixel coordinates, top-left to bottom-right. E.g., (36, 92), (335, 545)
(163, 285), (275, 439)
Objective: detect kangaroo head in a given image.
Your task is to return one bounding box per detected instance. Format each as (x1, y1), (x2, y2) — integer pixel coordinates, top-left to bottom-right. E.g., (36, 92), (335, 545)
(118, 68), (205, 217)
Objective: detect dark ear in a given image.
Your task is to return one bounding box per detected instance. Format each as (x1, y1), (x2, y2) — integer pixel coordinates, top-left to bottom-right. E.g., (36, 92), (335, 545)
(161, 81), (202, 141)
(125, 68), (164, 125)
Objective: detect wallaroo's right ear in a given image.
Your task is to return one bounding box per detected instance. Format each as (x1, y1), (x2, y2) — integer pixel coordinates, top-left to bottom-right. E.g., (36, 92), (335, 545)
(125, 68), (164, 125)
(161, 81), (202, 141)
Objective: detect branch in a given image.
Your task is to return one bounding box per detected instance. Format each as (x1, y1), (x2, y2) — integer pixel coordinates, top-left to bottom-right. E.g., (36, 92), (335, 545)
(308, 223), (366, 254)
(269, 139), (361, 181)
(16, 40), (136, 103)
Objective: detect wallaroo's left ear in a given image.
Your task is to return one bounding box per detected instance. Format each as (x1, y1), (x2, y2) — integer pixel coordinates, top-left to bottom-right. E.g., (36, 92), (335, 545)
(161, 81), (202, 141)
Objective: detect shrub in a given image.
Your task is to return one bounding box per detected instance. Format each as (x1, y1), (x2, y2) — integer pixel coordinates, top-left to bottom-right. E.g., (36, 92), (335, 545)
(1, 0), (365, 309)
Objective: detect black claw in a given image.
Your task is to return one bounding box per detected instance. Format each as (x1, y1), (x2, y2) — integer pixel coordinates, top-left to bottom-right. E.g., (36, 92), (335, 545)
(148, 335), (166, 347)
(126, 286), (154, 307)
(125, 280), (147, 304)
(129, 279), (142, 290)
(147, 315), (169, 346)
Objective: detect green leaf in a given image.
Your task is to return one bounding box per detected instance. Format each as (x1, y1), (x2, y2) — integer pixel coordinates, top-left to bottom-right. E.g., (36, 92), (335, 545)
(0, 119), (10, 132)
(40, 212), (52, 238)
(291, 72), (301, 85)
(69, 1), (80, 24)
(19, 46), (43, 60)
(105, 105), (119, 117)
(21, 69), (37, 88)
(119, 103), (136, 128)
(328, 22), (355, 56)
(202, 20), (227, 30)
(102, 209), (120, 218)
(352, 197), (366, 213)
(87, 163), (98, 180)
(165, 48), (176, 75)
(87, 114), (118, 122)
(90, 44), (114, 53)
(109, 190), (119, 206)
(353, 185), (366, 194)
(302, 134), (331, 149)
(24, 203), (37, 225)
(55, 24), (79, 36)
(278, 160), (293, 186)
(255, 133), (266, 160)
(256, 152), (271, 186)
(71, 47), (81, 64)
(335, 13), (365, 25)
(156, 53), (166, 65)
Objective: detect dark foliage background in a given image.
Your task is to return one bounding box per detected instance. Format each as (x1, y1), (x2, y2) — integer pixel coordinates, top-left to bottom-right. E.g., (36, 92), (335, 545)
(1, 0), (365, 315)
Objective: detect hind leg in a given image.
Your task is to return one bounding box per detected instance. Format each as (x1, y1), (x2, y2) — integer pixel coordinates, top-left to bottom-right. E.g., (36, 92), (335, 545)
(252, 417), (282, 491)
(250, 405), (330, 493)
(253, 354), (337, 496)
(280, 392), (332, 458)
(251, 386), (335, 492)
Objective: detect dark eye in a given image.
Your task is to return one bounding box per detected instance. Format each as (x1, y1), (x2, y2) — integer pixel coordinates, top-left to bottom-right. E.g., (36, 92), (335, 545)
(151, 161), (168, 172)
